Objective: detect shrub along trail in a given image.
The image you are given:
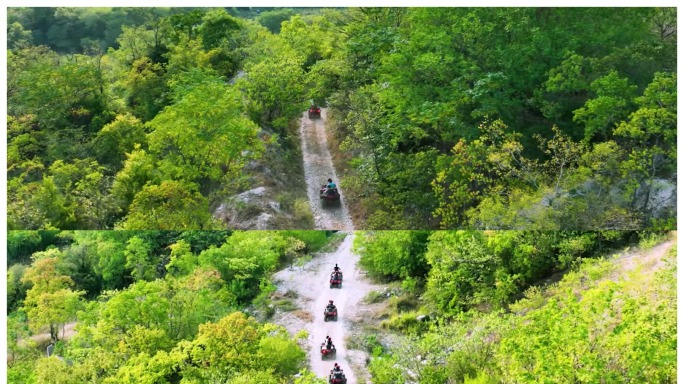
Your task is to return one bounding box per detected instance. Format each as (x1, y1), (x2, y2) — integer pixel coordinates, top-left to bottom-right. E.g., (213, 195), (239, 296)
(299, 108), (354, 230)
(271, 233), (381, 383)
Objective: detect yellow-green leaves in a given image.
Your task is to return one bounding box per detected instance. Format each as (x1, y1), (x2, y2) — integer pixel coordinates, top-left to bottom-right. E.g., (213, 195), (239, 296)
(21, 256), (84, 341)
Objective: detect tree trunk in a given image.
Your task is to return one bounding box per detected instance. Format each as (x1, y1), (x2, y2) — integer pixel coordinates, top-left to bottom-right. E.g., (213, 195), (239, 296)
(50, 323), (58, 342)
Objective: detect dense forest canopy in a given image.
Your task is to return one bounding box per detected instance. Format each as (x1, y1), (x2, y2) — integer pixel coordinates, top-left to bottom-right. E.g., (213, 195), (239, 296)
(6, 7), (677, 230)
(7, 229), (335, 383)
(323, 7), (676, 229)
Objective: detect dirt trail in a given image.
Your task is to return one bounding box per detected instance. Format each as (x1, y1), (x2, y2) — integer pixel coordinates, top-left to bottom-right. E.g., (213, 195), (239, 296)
(272, 233), (380, 383)
(8, 322), (78, 362)
(299, 108), (353, 230)
(613, 235), (676, 277)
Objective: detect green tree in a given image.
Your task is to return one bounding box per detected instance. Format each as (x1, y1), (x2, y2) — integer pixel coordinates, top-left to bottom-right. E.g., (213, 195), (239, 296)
(197, 231), (283, 301)
(256, 9), (295, 34)
(239, 56), (306, 131)
(92, 114), (147, 169)
(614, 72), (676, 218)
(166, 240), (196, 277)
(110, 147), (157, 212)
(7, 21), (34, 50)
(121, 180), (217, 230)
(148, 73), (264, 187)
(7, 230), (45, 264)
(8, 158), (116, 230)
(424, 231), (497, 314)
(124, 57), (168, 122)
(8, 264), (30, 312)
(573, 71), (638, 142)
(21, 252), (83, 341)
(124, 236), (155, 282)
(353, 231), (430, 281)
(198, 9), (241, 50)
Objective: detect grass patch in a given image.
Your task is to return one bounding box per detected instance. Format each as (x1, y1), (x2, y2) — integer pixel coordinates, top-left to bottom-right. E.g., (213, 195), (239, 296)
(293, 199), (314, 226)
(345, 332), (385, 354)
(638, 231), (668, 249)
(234, 200), (263, 218)
(273, 299), (298, 312)
(364, 290), (388, 304)
(319, 232), (347, 253)
(386, 293), (419, 313)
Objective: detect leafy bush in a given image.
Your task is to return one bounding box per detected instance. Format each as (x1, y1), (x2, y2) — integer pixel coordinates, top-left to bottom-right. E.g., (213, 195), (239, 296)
(281, 230), (330, 252)
(353, 231), (430, 281)
(292, 199), (314, 226)
(386, 294), (419, 313)
(381, 311), (429, 334)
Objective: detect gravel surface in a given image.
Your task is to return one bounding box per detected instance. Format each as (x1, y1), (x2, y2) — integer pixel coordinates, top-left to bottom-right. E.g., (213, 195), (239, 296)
(271, 233), (381, 383)
(299, 109), (354, 230)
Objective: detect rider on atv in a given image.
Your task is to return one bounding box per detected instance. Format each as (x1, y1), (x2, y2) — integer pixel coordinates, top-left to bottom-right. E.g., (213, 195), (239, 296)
(326, 300), (336, 312)
(325, 179), (337, 195)
(329, 363), (346, 383)
(326, 337), (334, 350)
(334, 263), (340, 272)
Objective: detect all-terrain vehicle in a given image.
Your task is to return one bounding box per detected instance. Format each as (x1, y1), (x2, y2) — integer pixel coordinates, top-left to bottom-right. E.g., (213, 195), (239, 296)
(308, 104), (321, 119)
(330, 272), (342, 289)
(320, 185), (341, 207)
(328, 370), (347, 384)
(324, 306), (338, 322)
(320, 343), (337, 360)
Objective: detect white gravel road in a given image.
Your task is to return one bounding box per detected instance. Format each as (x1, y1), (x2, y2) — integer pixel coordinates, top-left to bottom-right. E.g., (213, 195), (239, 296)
(299, 108), (354, 230)
(271, 233), (380, 383)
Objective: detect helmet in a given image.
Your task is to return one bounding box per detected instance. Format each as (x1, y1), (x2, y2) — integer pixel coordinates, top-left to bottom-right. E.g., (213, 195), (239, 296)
(329, 300), (333, 304)
(328, 178), (333, 183)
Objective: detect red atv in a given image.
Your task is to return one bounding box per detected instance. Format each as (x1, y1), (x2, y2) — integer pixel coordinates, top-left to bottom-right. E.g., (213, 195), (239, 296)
(320, 343), (337, 360)
(320, 185), (341, 206)
(324, 306), (338, 322)
(308, 104), (321, 119)
(330, 273), (342, 289)
(328, 370), (347, 384)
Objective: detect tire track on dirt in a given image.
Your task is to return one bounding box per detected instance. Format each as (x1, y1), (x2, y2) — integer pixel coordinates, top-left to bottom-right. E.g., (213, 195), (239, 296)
(299, 108), (353, 230)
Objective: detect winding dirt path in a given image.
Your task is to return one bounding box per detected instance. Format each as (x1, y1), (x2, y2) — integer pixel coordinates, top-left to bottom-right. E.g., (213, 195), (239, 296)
(299, 109), (353, 230)
(272, 233), (380, 383)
